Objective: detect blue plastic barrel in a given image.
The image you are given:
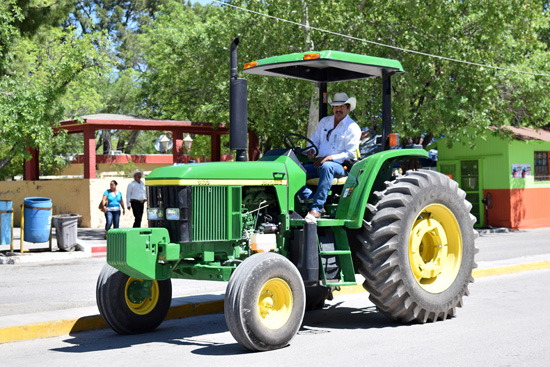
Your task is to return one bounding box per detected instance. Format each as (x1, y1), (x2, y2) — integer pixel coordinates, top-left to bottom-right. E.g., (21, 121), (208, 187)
(23, 197), (52, 243)
(0, 200), (13, 245)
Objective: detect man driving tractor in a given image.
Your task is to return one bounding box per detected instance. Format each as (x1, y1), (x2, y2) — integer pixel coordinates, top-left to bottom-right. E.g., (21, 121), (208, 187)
(299, 92), (361, 221)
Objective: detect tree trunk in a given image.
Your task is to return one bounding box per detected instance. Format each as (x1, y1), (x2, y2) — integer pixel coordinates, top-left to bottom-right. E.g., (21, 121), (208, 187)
(116, 138), (126, 151)
(307, 85), (319, 139)
(102, 130), (112, 154)
(124, 130), (140, 154)
(301, 0), (318, 139)
(0, 146), (16, 171)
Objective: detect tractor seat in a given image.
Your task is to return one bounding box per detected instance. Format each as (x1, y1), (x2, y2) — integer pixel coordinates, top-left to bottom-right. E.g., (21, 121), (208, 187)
(306, 176), (348, 186)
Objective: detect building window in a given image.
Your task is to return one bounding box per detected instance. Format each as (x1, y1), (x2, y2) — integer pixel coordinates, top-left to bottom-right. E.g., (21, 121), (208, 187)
(534, 151), (549, 181)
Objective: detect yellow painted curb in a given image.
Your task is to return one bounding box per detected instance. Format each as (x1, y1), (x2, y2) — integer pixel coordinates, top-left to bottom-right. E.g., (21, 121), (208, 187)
(472, 260), (550, 278)
(0, 316), (107, 344)
(1, 262), (549, 344)
(332, 261), (550, 296)
(166, 299), (224, 321)
(0, 299), (223, 344)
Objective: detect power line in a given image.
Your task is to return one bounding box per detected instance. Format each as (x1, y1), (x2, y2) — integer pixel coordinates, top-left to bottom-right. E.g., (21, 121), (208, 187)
(212, 0), (550, 78)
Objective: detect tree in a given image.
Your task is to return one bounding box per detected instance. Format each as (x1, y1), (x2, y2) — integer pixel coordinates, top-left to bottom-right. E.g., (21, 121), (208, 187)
(0, 10), (109, 176)
(64, 0), (172, 154)
(139, 0), (550, 155)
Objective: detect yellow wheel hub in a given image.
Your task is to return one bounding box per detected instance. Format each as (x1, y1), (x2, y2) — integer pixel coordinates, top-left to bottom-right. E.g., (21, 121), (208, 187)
(125, 278), (160, 315)
(409, 204), (462, 293)
(257, 278), (293, 330)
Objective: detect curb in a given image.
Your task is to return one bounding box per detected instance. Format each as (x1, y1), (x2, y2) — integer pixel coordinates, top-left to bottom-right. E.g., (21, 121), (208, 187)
(0, 245), (107, 264)
(1, 260), (549, 344)
(91, 245), (107, 257)
(0, 299), (224, 344)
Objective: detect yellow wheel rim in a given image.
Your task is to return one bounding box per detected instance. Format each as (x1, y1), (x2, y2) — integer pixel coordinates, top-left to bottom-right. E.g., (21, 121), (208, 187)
(408, 204), (462, 294)
(257, 278), (293, 330)
(125, 278), (160, 315)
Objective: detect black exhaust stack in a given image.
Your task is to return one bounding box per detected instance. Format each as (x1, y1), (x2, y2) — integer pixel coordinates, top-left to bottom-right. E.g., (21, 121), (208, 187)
(381, 71), (392, 151)
(230, 38), (248, 162)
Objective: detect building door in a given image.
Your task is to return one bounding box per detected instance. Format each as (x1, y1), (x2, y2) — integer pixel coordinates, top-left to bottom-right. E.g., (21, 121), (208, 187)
(439, 160), (483, 227)
(460, 160), (482, 227)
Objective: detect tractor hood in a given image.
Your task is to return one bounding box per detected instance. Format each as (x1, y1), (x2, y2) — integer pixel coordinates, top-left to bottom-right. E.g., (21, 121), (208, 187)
(145, 153), (305, 192)
(146, 161), (286, 185)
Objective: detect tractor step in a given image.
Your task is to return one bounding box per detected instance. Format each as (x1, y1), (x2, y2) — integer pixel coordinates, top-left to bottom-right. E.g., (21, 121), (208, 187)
(318, 227), (356, 287)
(320, 250), (351, 256)
(325, 281), (357, 287)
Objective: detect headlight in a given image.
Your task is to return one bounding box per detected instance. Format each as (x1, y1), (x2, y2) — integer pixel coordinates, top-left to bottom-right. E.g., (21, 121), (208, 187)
(147, 208), (164, 220)
(166, 208), (180, 220)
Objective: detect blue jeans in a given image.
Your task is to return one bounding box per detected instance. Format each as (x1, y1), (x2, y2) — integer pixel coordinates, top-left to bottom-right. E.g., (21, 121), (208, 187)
(105, 210), (121, 231)
(298, 161), (346, 212)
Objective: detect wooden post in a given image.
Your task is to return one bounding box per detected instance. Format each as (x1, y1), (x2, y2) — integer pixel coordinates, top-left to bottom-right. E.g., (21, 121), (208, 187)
(24, 147), (40, 181)
(83, 127), (96, 179)
(172, 129), (184, 163)
(211, 134), (221, 162)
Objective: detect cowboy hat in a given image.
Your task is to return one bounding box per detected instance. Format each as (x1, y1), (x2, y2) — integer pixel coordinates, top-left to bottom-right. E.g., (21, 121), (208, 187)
(131, 169), (143, 177)
(328, 92), (356, 112)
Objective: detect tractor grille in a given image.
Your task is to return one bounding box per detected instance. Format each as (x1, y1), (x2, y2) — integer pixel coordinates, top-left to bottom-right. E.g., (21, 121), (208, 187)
(192, 186), (227, 241)
(148, 185), (237, 243)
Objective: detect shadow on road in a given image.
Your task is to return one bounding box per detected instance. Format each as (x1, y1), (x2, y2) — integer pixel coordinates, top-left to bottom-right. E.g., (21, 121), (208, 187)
(51, 300), (404, 356)
(52, 312), (247, 355)
(301, 303), (401, 331)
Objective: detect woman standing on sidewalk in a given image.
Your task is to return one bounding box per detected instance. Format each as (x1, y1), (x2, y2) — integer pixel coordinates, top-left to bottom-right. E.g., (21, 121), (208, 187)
(101, 180), (126, 239)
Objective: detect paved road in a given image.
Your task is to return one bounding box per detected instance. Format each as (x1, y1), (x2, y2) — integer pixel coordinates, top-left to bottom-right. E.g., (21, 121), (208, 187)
(475, 227), (550, 262)
(0, 257), (227, 316)
(0, 228), (549, 319)
(1, 268), (548, 366)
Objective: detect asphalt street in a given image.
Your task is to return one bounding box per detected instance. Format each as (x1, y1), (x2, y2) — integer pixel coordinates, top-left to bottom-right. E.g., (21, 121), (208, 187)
(0, 268), (548, 366)
(0, 226), (549, 348)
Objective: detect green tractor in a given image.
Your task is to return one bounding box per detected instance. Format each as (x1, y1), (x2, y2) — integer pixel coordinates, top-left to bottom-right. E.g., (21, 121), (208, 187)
(96, 39), (477, 351)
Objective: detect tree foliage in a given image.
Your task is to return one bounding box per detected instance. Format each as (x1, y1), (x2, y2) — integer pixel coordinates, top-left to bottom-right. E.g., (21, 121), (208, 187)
(139, 0), (550, 152)
(2, 0), (550, 179)
(0, 1), (109, 178)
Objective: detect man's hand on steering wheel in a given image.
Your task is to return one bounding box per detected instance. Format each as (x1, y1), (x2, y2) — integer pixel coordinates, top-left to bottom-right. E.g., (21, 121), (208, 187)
(283, 133), (319, 158)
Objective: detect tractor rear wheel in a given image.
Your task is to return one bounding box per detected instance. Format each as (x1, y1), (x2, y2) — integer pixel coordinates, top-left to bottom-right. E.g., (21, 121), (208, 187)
(96, 264), (172, 334)
(358, 170), (478, 323)
(224, 253), (306, 351)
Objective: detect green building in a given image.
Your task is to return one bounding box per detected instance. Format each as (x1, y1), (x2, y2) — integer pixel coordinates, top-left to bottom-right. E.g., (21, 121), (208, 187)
(436, 126), (550, 230)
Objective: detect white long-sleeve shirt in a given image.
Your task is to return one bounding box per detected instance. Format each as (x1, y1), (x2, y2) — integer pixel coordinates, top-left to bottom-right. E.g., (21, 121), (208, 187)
(127, 180), (147, 206)
(310, 115), (361, 163)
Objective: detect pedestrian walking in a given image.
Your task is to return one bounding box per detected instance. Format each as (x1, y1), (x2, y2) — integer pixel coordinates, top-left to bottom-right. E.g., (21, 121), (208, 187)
(101, 180), (126, 239)
(127, 169), (147, 228)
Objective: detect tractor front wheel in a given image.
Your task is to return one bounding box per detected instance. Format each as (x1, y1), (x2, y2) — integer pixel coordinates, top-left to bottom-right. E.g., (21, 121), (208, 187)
(96, 264), (172, 334)
(224, 253), (306, 351)
(358, 170), (478, 323)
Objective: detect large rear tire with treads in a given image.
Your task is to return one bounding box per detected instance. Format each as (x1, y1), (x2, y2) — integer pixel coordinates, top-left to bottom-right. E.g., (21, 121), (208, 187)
(357, 169), (478, 322)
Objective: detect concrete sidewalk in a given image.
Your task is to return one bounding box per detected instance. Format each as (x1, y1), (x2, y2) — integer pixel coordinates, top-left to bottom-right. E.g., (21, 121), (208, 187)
(1, 227), (549, 344)
(0, 227), (107, 264)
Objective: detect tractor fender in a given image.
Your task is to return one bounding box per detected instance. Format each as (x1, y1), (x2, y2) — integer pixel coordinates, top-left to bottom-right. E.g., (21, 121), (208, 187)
(335, 149), (428, 228)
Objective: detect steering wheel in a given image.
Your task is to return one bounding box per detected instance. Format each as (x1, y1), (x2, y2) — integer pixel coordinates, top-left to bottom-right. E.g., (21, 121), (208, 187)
(283, 133), (319, 157)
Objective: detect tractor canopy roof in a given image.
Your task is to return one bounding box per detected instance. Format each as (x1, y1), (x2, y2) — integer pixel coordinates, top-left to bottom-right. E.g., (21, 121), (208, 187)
(243, 50), (404, 83)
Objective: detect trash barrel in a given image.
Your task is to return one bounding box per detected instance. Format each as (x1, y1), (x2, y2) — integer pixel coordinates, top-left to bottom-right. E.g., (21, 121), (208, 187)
(52, 214), (82, 251)
(23, 197), (52, 243)
(0, 200), (13, 245)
